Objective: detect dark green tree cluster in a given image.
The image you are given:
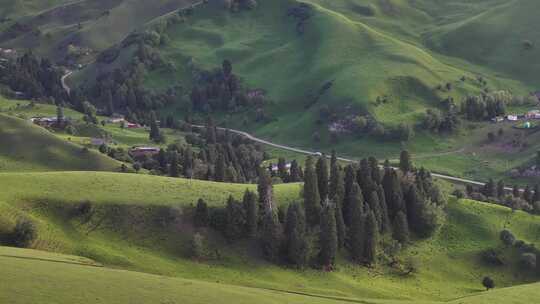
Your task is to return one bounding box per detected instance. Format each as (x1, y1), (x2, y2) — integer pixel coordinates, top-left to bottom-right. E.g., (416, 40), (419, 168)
(135, 120), (268, 183)
(0, 52), (67, 104)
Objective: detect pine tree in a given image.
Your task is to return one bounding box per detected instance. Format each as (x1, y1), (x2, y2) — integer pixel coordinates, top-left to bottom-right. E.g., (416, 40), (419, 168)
(363, 210), (379, 265)
(285, 203), (308, 268)
(194, 198), (209, 227)
(382, 169), (404, 218)
(225, 196), (246, 241)
(289, 160), (301, 182)
(56, 106), (64, 124)
(169, 151), (179, 177)
(334, 199), (346, 249)
(319, 201), (338, 268)
(366, 191), (382, 233)
(157, 149), (167, 172)
(348, 190), (366, 262)
(496, 180), (505, 198)
(258, 168), (274, 214)
(206, 117), (217, 144)
(358, 158), (374, 197)
(261, 211), (282, 263)
(149, 111), (161, 142)
(183, 146), (194, 178)
(533, 185), (540, 203)
(330, 163), (345, 203)
(316, 156), (329, 201)
(404, 185), (421, 233)
(483, 179), (496, 197)
(215, 152), (226, 182)
(369, 156), (381, 184)
(343, 166), (357, 226)
(105, 89), (114, 116)
(399, 150), (413, 174)
(277, 157), (288, 182)
(512, 185), (520, 198)
(243, 190), (258, 237)
(304, 157), (321, 226)
(523, 185), (532, 203)
(393, 211), (410, 244)
(377, 185), (391, 233)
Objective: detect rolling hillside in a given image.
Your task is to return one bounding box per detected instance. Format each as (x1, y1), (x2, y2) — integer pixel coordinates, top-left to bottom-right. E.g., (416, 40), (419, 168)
(0, 171), (538, 302)
(0, 114), (121, 172)
(0, 0), (197, 61)
(2, 246), (538, 304)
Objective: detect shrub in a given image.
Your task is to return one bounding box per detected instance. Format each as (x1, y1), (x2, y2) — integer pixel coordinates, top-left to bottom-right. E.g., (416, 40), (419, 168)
(482, 276), (495, 290)
(520, 253), (537, 269)
(481, 249), (504, 266)
(188, 233), (207, 259)
(500, 229), (515, 246)
(12, 219), (37, 248)
(452, 189), (465, 199)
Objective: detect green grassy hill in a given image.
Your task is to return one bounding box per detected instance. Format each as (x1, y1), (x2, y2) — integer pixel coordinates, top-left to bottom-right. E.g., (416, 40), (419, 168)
(0, 114), (121, 172)
(0, 0), (196, 61)
(0, 171), (537, 302)
(2, 246), (537, 304)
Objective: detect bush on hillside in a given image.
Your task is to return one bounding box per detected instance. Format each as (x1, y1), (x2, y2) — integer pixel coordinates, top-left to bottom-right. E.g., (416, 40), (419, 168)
(188, 233), (207, 260)
(481, 248), (504, 266)
(500, 229), (516, 247)
(12, 218), (37, 248)
(520, 253), (537, 269)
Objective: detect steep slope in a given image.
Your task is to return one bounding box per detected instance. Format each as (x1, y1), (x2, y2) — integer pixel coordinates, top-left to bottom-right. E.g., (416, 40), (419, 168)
(0, 114), (120, 172)
(424, 0), (540, 87)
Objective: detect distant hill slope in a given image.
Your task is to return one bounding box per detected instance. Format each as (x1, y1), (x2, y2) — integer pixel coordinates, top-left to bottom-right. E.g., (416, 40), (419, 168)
(0, 114), (120, 172)
(137, 0), (528, 146)
(424, 0), (540, 88)
(0, 0), (196, 61)
(0, 171), (537, 302)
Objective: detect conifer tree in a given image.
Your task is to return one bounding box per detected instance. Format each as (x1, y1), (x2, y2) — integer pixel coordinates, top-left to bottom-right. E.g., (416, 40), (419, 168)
(393, 211), (410, 244)
(399, 150), (413, 174)
(225, 196), (246, 241)
(377, 185), (391, 233)
(304, 157), (321, 226)
(243, 190), (258, 237)
(316, 156), (329, 201)
(169, 151), (179, 177)
(523, 185), (532, 203)
(319, 201), (338, 268)
(348, 191), (366, 262)
(261, 211), (282, 263)
(183, 146), (194, 178)
(363, 210), (379, 265)
(382, 169), (404, 218)
(215, 152), (226, 182)
(206, 117), (217, 144)
(289, 160), (301, 182)
(496, 180), (505, 198)
(285, 203), (308, 268)
(533, 185), (540, 203)
(343, 166), (357, 226)
(258, 167), (274, 214)
(149, 111), (161, 142)
(334, 198), (346, 249)
(404, 185), (420, 232)
(369, 156), (381, 184)
(194, 198), (209, 227)
(366, 191), (382, 232)
(358, 158), (374, 197)
(277, 157), (288, 182)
